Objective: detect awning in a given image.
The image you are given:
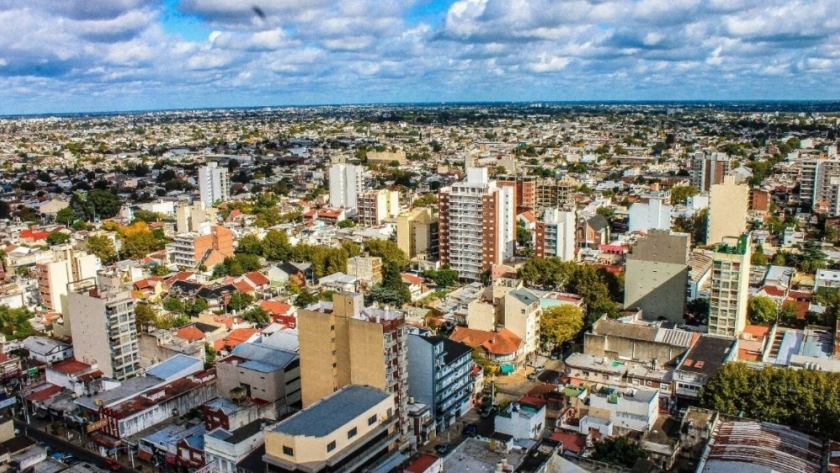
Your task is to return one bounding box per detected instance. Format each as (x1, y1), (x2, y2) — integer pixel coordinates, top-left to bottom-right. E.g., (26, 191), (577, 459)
(137, 450), (153, 462)
(499, 363), (515, 374)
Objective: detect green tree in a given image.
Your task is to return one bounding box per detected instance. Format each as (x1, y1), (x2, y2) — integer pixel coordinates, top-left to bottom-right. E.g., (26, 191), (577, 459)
(204, 342), (217, 368)
(670, 185), (700, 205)
(371, 261), (411, 306)
(412, 194), (437, 207)
(56, 206), (76, 226)
(422, 266), (459, 288)
(516, 220), (531, 247)
(337, 219), (356, 229)
(751, 245), (769, 267)
(591, 437), (645, 468)
(261, 230), (291, 261)
(748, 296), (778, 324)
(122, 229), (159, 259)
(540, 305), (584, 348)
(135, 303), (156, 330)
(242, 307), (270, 325)
(228, 292), (254, 312)
(132, 210), (162, 223)
(46, 231), (70, 246)
(364, 239), (409, 269)
(294, 290), (317, 308)
(185, 298), (208, 317)
(779, 300), (800, 325)
(236, 234), (263, 255)
(0, 306), (36, 340)
(86, 235), (117, 264)
(596, 206), (615, 222)
(163, 297), (185, 314)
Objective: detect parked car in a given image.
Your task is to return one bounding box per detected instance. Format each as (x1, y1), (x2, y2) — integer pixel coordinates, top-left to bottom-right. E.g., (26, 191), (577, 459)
(435, 443), (451, 455)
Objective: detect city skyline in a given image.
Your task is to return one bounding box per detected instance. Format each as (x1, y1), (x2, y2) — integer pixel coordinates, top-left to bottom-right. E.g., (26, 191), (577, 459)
(2, 0), (840, 115)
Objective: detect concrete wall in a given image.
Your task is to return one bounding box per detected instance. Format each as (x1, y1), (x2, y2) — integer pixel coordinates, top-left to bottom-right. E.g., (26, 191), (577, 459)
(707, 177), (748, 245)
(406, 335), (435, 409)
(624, 231), (689, 324)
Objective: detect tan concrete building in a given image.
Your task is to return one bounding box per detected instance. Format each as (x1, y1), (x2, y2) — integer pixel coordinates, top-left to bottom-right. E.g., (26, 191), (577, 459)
(396, 208), (438, 260)
(36, 246), (100, 314)
(707, 176), (748, 245)
(357, 189), (399, 227)
(366, 150), (407, 165)
(263, 385), (399, 473)
(216, 341), (301, 411)
(691, 151), (733, 192)
(346, 256), (383, 284)
(67, 283), (140, 380)
(707, 234), (752, 337)
(503, 289), (541, 356)
(298, 292), (408, 438)
(624, 230), (690, 324)
(175, 201), (219, 234)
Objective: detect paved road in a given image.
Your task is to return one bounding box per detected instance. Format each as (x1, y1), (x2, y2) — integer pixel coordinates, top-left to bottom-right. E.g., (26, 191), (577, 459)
(14, 420), (142, 473)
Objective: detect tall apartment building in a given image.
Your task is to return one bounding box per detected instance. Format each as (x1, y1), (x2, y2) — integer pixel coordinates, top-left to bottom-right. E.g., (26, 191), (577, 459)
(708, 234), (752, 338)
(691, 151), (733, 192)
(535, 176), (577, 212)
(36, 246), (101, 314)
(438, 167), (515, 281)
(357, 189), (399, 226)
(396, 208), (439, 260)
(170, 226), (234, 269)
(707, 176), (749, 245)
(628, 191), (672, 233)
(504, 289), (542, 356)
(799, 158), (840, 214)
(497, 175), (537, 213)
(175, 201), (218, 234)
(624, 230), (690, 324)
(298, 292), (409, 439)
(535, 208), (575, 260)
(329, 163), (363, 209)
(67, 280), (140, 380)
(198, 162), (231, 207)
(406, 334), (474, 433)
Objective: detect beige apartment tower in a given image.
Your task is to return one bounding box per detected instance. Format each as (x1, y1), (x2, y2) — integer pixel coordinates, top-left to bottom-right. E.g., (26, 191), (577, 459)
(67, 281), (140, 380)
(707, 176), (749, 245)
(298, 292), (408, 437)
(357, 189), (400, 227)
(396, 208), (439, 260)
(708, 234), (751, 338)
(624, 230), (690, 324)
(37, 246), (101, 315)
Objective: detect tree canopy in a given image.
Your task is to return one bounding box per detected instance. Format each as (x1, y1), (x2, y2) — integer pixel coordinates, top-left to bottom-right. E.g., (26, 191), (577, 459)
(0, 306), (35, 340)
(540, 305), (584, 348)
(748, 296), (778, 325)
(86, 235), (117, 264)
(700, 362), (840, 439)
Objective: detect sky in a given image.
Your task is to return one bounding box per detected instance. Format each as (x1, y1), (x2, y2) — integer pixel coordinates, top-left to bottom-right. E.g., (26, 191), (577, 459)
(1, 0), (840, 115)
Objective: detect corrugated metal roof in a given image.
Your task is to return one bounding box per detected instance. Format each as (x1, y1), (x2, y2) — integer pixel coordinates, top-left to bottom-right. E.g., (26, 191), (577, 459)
(270, 385), (390, 437)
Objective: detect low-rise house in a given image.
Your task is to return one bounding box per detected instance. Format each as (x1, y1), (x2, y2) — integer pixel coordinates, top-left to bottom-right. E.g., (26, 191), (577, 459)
(673, 336), (735, 402)
(587, 386), (659, 435)
(494, 396), (546, 440)
(216, 340), (301, 412)
(205, 419), (268, 473)
(450, 327), (523, 369)
(23, 335), (73, 364)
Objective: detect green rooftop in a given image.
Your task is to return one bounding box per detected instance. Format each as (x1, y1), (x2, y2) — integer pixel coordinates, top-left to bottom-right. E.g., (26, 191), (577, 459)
(715, 234), (749, 255)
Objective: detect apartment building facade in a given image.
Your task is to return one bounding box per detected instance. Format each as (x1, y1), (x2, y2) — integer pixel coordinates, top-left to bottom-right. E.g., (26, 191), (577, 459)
(438, 167), (515, 281)
(67, 283), (140, 380)
(36, 246), (100, 314)
(396, 208), (439, 260)
(708, 234), (752, 337)
(198, 161), (230, 207)
(691, 151), (733, 192)
(329, 163), (363, 209)
(707, 176), (748, 245)
(623, 230), (690, 324)
(357, 189), (399, 226)
(535, 208), (575, 260)
(170, 226), (234, 269)
(298, 292), (409, 439)
(406, 334), (474, 433)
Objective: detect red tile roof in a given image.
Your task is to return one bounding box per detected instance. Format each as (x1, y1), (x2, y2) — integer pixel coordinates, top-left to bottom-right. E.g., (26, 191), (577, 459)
(549, 431), (586, 455)
(404, 454), (441, 473)
(223, 328), (259, 349)
(401, 273), (425, 285)
(450, 327), (521, 356)
(25, 383), (63, 402)
(176, 325), (206, 342)
(260, 300), (293, 316)
(50, 358), (92, 375)
(244, 271), (270, 287)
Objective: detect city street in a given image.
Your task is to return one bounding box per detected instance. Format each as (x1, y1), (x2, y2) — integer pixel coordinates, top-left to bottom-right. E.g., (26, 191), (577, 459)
(13, 419), (142, 473)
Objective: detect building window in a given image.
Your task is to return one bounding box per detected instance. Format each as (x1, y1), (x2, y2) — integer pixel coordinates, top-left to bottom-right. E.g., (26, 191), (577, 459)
(282, 446), (294, 456)
(327, 441), (336, 452)
(348, 427), (357, 439)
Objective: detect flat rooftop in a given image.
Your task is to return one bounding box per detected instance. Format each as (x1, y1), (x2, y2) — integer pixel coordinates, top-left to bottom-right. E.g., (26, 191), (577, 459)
(443, 438), (525, 472)
(269, 385), (390, 438)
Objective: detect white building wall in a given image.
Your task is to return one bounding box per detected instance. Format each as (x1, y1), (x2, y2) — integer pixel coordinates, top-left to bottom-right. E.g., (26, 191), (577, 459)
(329, 163), (363, 209)
(494, 403), (546, 440)
(629, 198), (672, 233)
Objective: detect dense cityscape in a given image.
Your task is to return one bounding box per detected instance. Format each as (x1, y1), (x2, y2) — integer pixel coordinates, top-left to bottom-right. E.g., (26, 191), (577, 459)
(0, 102), (836, 473)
